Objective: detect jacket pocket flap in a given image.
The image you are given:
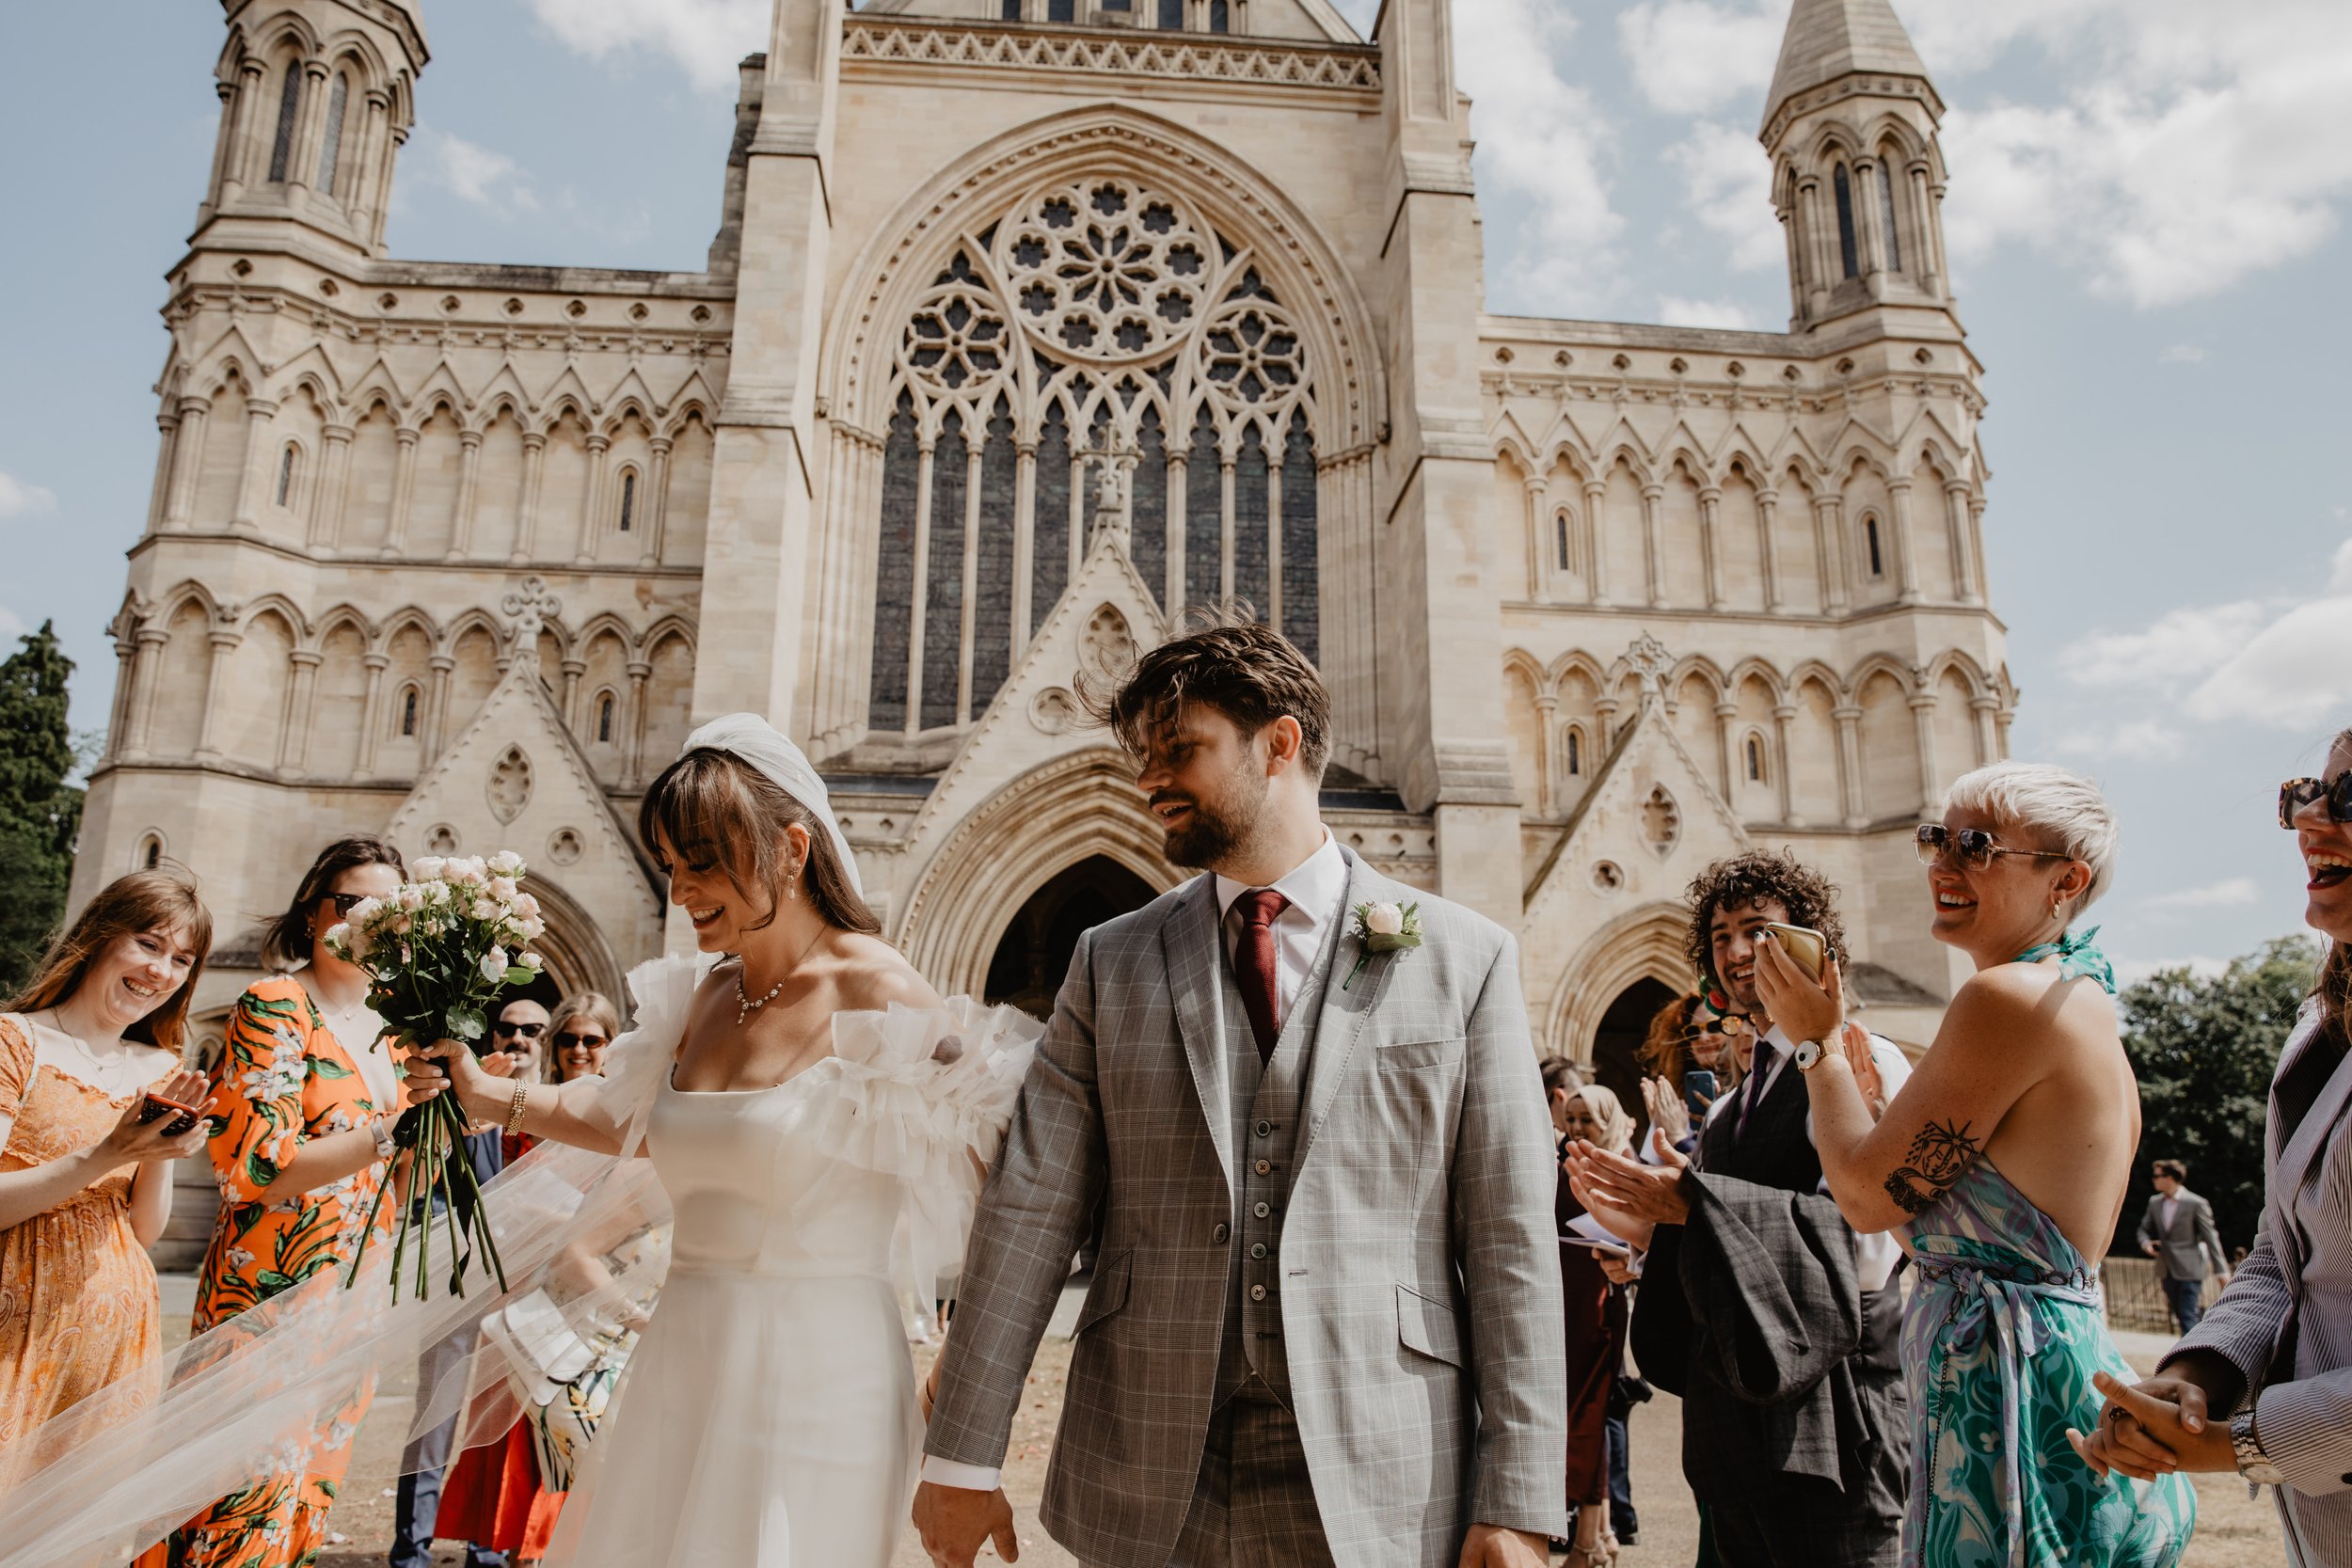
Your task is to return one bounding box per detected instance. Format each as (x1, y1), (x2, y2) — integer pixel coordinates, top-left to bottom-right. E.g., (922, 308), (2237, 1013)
(1375, 1037), (1465, 1069)
(1396, 1282), (1463, 1367)
(1074, 1247), (1134, 1335)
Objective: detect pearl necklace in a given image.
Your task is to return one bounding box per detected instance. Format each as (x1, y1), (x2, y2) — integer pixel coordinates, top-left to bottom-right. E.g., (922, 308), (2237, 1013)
(734, 928), (828, 1028)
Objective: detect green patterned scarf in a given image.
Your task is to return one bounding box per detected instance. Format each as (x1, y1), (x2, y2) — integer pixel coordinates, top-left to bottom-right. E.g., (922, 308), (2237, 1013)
(2012, 926), (2116, 994)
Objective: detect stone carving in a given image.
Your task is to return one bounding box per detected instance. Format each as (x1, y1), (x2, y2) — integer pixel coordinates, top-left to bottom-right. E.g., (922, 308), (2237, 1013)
(546, 826), (583, 865)
(423, 823), (460, 853)
(488, 745), (532, 824)
(501, 577), (563, 671)
(1080, 605), (1136, 679)
(1029, 687), (1078, 736)
(1591, 861), (1625, 893)
(1625, 633), (1675, 704)
(997, 178), (1218, 368)
(1643, 785), (1681, 857)
(842, 19), (1382, 92)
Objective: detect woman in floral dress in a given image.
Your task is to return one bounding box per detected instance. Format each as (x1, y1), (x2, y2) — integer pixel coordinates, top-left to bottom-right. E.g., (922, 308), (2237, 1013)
(0, 870), (214, 1487)
(173, 837), (408, 1568)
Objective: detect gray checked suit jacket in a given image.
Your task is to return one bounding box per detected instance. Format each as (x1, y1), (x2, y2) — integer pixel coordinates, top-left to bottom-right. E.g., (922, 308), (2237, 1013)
(2136, 1187), (2226, 1282)
(926, 847), (1568, 1568)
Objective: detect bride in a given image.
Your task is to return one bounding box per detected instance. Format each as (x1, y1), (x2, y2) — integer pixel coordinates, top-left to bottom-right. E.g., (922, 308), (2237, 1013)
(406, 714), (1041, 1566)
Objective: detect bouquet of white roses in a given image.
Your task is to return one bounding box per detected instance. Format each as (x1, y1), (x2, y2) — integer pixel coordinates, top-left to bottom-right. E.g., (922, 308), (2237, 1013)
(326, 850), (546, 1301)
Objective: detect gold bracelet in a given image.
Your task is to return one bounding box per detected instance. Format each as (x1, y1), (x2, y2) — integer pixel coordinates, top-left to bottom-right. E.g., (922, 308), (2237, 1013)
(504, 1077), (530, 1136)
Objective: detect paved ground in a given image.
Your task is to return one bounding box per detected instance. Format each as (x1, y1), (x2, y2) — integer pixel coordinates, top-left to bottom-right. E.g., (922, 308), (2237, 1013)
(154, 1277), (2282, 1567)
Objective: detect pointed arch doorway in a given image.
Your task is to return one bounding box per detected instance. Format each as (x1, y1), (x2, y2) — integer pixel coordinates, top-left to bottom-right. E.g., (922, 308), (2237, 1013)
(1589, 977), (1678, 1119)
(985, 856), (1157, 1018)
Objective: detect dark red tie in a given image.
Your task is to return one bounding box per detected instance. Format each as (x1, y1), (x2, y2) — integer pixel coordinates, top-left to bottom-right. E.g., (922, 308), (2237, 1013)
(1234, 889), (1290, 1064)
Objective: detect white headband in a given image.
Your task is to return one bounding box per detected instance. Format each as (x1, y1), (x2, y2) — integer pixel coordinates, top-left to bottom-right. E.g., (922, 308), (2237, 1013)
(678, 713), (864, 899)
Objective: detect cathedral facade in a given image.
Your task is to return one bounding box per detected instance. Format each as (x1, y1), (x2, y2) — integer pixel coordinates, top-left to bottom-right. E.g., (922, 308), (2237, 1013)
(76, 0), (2007, 1098)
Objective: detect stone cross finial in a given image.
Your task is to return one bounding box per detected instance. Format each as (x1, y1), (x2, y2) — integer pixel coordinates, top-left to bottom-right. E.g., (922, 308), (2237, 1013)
(501, 576), (563, 668)
(1625, 632), (1675, 705)
(1081, 427), (1137, 555)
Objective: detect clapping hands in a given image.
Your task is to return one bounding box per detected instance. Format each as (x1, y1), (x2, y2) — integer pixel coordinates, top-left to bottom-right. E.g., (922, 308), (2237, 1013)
(1639, 1074), (1692, 1148)
(1564, 1133), (1692, 1250)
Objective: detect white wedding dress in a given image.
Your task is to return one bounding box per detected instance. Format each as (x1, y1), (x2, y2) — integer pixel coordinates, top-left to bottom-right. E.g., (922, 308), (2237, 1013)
(553, 958), (1041, 1568)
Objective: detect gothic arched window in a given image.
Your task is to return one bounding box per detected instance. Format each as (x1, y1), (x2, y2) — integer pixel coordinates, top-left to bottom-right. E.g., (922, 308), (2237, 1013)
(139, 833), (164, 870)
(1745, 733), (1767, 783)
(617, 469), (638, 533)
(867, 179), (1321, 738)
(1865, 515), (1885, 578)
(1554, 509), (1574, 574)
(1158, 0), (1184, 25)
(397, 685), (420, 737)
(266, 62), (304, 184)
(316, 71), (351, 195)
(596, 691), (616, 743)
(1210, 0), (1231, 29)
(1879, 160), (1902, 272)
(275, 443), (298, 507)
(1833, 165), (1860, 280)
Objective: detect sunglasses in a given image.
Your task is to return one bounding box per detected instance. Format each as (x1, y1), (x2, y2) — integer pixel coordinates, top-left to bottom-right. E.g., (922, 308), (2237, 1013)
(1915, 823), (2073, 870)
(323, 892), (370, 916)
(2280, 772), (2352, 830)
(555, 1032), (609, 1051)
(493, 1021), (547, 1039)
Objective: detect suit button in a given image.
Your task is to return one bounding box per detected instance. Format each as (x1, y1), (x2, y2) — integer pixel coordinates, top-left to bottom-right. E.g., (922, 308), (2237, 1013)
(1212, 1223), (1230, 1244)
(1250, 1284), (1266, 1302)
(1250, 1242), (1269, 1259)
(1255, 1159), (1271, 1176)
(1253, 1201), (1271, 1219)
(1255, 1120), (1272, 1138)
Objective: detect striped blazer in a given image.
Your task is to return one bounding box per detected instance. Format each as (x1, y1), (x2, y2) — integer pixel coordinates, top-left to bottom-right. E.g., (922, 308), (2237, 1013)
(2169, 1005), (2352, 1565)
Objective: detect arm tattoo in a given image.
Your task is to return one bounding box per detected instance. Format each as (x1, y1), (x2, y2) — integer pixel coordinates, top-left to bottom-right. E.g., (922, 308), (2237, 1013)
(1883, 1119), (1981, 1217)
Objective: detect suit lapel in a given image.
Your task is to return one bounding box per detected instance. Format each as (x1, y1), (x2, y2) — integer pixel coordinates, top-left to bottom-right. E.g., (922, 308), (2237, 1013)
(1295, 849), (1388, 1173)
(2269, 1009), (2345, 1272)
(1161, 874), (1235, 1187)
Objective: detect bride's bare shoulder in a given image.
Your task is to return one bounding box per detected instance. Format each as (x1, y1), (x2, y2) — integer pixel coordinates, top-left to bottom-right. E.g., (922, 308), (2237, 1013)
(829, 932), (945, 1014)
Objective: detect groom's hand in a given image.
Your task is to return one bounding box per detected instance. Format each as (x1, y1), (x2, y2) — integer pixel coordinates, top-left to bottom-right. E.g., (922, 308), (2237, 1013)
(1457, 1522), (1549, 1567)
(913, 1480), (1019, 1566)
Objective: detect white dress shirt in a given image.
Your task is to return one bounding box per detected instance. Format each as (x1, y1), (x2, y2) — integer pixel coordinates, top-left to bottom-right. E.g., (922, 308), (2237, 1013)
(923, 831), (1349, 1494)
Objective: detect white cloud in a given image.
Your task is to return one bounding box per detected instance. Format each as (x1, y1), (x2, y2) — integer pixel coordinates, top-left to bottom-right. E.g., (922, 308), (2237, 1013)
(1617, 0), (1789, 116)
(1654, 293), (1762, 330)
(0, 470), (57, 518)
(1665, 119), (1785, 274)
(2160, 343), (2207, 364)
(2061, 530), (2352, 731)
(0, 606), (24, 644)
(2140, 877), (2263, 916)
(410, 130), (541, 214)
(2113, 954), (2231, 987)
(2047, 716), (2189, 763)
(519, 0), (769, 95)
(1458, 0), (1628, 312)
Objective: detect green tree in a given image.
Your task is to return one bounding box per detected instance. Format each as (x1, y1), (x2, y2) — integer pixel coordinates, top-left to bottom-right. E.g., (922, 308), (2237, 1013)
(2115, 935), (2320, 1257)
(0, 621), (82, 995)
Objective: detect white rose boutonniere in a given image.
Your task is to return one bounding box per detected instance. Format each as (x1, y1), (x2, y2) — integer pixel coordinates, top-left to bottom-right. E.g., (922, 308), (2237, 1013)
(1344, 899), (1422, 990)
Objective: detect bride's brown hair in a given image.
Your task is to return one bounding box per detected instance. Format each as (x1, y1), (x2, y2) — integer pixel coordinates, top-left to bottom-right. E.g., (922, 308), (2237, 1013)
(638, 749), (880, 936)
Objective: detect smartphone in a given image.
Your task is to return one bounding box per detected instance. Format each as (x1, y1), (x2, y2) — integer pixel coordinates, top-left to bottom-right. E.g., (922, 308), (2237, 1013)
(1760, 921), (1827, 981)
(137, 1093), (202, 1138)
(1561, 1235), (1632, 1260)
(1682, 1069), (1718, 1115)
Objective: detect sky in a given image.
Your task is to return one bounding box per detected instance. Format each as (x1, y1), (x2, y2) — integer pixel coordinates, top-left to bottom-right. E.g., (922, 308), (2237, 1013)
(1, 0), (2346, 982)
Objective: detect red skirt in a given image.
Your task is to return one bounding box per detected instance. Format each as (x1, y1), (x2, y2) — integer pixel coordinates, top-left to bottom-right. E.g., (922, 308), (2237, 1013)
(436, 1419), (565, 1559)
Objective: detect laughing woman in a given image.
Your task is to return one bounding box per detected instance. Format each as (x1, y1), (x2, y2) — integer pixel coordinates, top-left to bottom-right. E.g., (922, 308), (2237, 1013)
(1754, 762), (2192, 1568)
(174, 836), (408, 1568)
(0, 871), (214, 1485)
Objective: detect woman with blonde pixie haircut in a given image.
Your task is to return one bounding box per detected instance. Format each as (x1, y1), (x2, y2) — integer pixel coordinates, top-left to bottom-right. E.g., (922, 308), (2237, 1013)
(1753, 762), (2195, 1567)
(0, 870), (214, 1485)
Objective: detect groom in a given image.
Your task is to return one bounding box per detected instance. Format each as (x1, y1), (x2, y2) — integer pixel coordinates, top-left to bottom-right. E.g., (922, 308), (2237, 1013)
(914, 617), (1565, 1568)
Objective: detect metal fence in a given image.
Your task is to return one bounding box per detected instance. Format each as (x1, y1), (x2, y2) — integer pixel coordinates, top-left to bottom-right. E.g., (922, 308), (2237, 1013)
(2098, 1256), (2216, 1337)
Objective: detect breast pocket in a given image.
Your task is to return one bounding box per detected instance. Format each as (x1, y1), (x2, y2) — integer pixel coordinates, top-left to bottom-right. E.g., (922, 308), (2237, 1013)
(1375, 1036), (1466, 1070)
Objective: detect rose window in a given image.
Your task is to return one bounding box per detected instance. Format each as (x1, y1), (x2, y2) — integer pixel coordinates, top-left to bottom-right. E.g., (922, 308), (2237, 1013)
(994, 178), (1214, 367)
(901, 280), (1009, 395)
(1202, 306), (1305, 407)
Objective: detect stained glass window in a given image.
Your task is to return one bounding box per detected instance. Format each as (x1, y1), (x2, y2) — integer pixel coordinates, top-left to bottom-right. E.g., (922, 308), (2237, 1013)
(267, 64), (302, 184)
(1834, 166), (1859, 280)
(316, 72), (349, 194)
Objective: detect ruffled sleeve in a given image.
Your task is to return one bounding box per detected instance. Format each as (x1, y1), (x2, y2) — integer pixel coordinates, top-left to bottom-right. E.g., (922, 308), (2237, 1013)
(569, 952), (714, 1157)
(813, 999), (1042, 1293)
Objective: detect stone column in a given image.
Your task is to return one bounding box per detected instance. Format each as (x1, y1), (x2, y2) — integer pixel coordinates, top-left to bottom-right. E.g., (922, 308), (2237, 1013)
(1798, 177), (1833, 313)
(624, 660), (653, 787)
(422, 656), (454, 761)
(1698, 484), (1725, 610)
(104, 632), (137, 763)
(1833, 704), (1867, 829)
(1267, 455), (1286, 631)
(448, 429), (484, 560)
(1011, 440), (1039, 649)
(1968, 497), (1989, 605)
(1756, 485), (1785, 611)
(561, 660), (585, 730)
(1583, 480), (1609, 606)
(958, 442), (983, 725)
(1772, 704), (1799, 825)
(383, 426), (420, 556)
(1219, 457), (1238, 601)
(279, 650), (321, 775)
(641, 436), (673, 567)
(350, 90), (391, 249)
(1640, 483), (1666, 607)
(1972, 696), (2001, 769)
(904, 436), (936, 735)
(1912, 164), (1944, 295)
(1910, 688), (1940, 805)
(1853, 157), (1886, 283)
(165, 397), (210, 528)
(313, 423), (353, 549)
(288, 61), (331, 201)
(576, 433), (611, 563)
(192, 629), (243, 762)
(124, 629), (168, 760)
(1781, 191), (1806, 322)
(514, 431), (547, 562)
(1888, 477), (1922, 604)
(231, 398), (279, 534)
(1715, 700), (1740, 797)
(1596, 697), (1621, 752)
(1163, 450), (1186, 611)
(1814, 491), (1848, 612)
(221, 60), (267, 202)
(1947, 481), (1981, 604)
(355, 654), (389, 779)
(1524, 475), (1549, 599)
(145, 412), (180, 536)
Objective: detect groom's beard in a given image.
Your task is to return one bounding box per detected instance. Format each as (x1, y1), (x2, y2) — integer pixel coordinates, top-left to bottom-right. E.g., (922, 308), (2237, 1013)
(1156, 766), (1271, 871)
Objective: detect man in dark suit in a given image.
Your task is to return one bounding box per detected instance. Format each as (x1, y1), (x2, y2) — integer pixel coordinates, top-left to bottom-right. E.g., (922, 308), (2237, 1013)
(1569, 851), (1908, 1568)
(2136, 1158), (2230, 1335)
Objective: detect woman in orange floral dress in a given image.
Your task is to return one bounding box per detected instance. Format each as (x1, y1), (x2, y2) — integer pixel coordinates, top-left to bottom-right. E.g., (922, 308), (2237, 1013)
(0, 870), (214, 1488)
(172, 837), (408, 1568)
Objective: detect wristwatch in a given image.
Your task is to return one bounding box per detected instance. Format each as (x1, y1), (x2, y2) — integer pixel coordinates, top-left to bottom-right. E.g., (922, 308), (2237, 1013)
(1793, 1038), (1830, 1072)
(369, 1116), (398, 1163)
(2232, 1407), (2285, 1486)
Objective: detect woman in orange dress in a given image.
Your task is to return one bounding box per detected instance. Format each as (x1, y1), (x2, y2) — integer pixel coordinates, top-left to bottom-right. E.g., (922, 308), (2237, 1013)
(0, 870), (214, 1487)
(172, 837), (407, 1568)
(435, 990), (625, 1564)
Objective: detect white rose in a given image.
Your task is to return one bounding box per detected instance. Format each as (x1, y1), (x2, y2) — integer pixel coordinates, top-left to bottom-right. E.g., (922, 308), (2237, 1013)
(413, 856), (446, 881)
(324, 921), (352, 950)
(487, 850), (526, 878)
(520, 916), (547, 941)
(470, 897), (500, 923)
(346, 896), (386, 927)
(391, 912), (414, 935)
(488, 876), (519, 902)
(511, 893), (540, 920)
(480, 949), (509, 983)
(1365, 902), (1405, 936)
(398, 885), (426, 911)
(447, 858), (483, 885)
(520, 951), (544, 970)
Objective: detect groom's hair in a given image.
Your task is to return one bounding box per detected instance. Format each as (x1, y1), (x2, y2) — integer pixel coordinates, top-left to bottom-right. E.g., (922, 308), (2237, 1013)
(1087, 606), (1330, 777)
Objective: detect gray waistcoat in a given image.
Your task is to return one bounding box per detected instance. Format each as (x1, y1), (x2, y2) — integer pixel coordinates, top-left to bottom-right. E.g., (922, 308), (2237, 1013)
(1213, 898), (1350, 1407)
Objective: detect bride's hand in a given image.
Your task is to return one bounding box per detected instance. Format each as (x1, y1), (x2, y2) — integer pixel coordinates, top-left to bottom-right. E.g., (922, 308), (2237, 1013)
(405, 1039), (501, 1120)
